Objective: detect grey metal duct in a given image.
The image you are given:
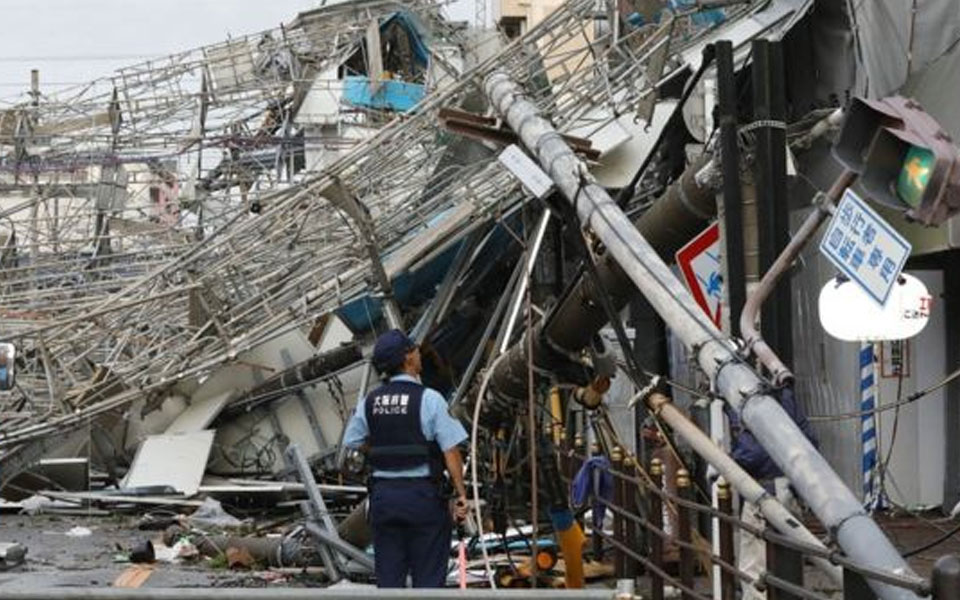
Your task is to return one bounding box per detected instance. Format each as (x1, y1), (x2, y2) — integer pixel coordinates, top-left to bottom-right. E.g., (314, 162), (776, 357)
(222, 343), (362, 416)
(487, 156), (718, 412)
(484, 70), (924, 600)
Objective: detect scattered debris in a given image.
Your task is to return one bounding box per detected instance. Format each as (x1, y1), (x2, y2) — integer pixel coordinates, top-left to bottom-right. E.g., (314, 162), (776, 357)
(128, 540), (156, 564)
(172, 539), (200, 562)
(0, 543), (27, 570)
(113, 564), (154, 588)
(0, 0), (955, 595)
(225, 546), (257, 570)
(15, 495), (55, 515)
(187, 531), (309, 569)
(65, 526), (93, 538)
(183, 498), (244, 530)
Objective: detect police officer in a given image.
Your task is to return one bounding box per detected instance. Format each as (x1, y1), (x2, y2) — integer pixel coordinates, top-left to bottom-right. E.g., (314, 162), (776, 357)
(343, 329), (469, 588)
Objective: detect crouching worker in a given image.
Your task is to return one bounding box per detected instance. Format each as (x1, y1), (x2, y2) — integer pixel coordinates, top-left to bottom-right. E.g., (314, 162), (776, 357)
(343, 329), (469, 587)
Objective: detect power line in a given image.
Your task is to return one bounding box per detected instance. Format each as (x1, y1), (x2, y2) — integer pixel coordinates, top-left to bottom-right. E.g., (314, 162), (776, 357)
(902, 519), (960, 558)
(808, 363), (960, 422)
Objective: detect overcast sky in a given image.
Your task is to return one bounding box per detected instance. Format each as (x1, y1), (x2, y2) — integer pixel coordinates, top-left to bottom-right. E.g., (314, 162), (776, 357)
(0, 0), (472, 104)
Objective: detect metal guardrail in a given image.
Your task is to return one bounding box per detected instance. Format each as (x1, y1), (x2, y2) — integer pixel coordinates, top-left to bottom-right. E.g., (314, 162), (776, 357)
(569, 449), (960, 600)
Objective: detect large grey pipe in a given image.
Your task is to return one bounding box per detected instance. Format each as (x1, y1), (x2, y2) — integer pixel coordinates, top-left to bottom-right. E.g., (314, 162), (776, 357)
(484, 70), (922, 600)
(648, 394), (841, 584)
(488, 150), (718, 409)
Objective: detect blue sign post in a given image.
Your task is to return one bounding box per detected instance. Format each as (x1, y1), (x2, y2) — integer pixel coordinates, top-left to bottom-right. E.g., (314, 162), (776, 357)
(819, 189), (912, 307)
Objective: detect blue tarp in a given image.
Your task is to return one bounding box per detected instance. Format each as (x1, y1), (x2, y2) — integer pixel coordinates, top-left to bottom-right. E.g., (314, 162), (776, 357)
(670, 0), (725, 27)
(628, 1), (726, 28)
(337, 240), (461, 332)
(571, 456), (614, 530)
(343, 76), (425, 112)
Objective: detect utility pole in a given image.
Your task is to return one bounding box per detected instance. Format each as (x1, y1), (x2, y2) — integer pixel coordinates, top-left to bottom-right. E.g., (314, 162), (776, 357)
(715, 40), (746, 338)
(752, 39), (792, 369)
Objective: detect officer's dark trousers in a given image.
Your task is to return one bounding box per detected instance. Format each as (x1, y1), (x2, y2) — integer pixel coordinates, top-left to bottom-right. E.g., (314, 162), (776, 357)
(369, 478), (452, 588)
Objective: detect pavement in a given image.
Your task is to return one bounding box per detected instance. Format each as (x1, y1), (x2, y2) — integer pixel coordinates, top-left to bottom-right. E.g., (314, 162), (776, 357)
(0, 510), (957, 593)
(877, 511), (960, 579)
(0, 513), (302, 590)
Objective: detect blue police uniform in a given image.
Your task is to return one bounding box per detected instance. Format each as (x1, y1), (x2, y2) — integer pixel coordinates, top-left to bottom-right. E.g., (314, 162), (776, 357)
(343, 373), (467, 587)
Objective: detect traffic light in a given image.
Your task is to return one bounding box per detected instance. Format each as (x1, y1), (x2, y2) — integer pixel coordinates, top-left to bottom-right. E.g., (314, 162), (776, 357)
(833, 96), (960, 226)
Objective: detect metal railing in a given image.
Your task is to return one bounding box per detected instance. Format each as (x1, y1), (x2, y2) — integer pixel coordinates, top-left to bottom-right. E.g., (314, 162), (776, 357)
(570, 449), (960, 600)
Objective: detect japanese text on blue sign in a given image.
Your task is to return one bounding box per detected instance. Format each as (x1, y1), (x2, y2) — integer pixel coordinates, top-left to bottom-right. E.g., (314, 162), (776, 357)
(819, 189), (911, 306)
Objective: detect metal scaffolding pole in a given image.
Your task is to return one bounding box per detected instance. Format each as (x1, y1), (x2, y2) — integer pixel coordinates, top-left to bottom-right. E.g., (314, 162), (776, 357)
(646, 394), (841, 584)
(483, 70), (923, 600)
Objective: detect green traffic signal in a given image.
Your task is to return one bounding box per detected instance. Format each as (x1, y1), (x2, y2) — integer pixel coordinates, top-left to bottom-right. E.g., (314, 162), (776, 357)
(834, 96), (960, 225)
(896, 145), (935, 209)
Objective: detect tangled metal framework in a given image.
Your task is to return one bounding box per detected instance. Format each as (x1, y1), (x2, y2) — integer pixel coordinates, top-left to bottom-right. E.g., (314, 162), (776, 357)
(0, 0), (750, 454)
(0, 0), (463, 324)
(0, 0), (468, 414)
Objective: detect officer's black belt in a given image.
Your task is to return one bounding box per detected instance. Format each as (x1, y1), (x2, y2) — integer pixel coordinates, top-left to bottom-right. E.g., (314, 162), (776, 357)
(370, 475), (435, 483)
(368, 444), (432, 457)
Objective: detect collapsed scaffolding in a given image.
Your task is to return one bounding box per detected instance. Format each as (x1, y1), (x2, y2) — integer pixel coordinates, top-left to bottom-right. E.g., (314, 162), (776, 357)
(0, 0), (469, 419)
(0, 0), (744, 481)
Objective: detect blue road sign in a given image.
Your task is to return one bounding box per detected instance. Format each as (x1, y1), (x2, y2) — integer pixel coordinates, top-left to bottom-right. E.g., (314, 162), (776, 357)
(819, 189), (911, 307)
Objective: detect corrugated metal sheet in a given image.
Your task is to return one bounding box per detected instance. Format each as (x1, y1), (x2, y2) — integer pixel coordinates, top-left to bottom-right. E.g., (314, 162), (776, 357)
(903, 39), (960, 142)
(848, 0), (960, 98)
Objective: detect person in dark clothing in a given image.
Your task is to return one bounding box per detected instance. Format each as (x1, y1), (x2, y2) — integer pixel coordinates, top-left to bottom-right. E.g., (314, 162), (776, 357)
(727, 385), (818, 486)
(343, 329), (468, 588)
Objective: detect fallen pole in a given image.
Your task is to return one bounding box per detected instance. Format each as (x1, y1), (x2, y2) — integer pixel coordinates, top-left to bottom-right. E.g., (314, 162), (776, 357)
(647, 394), (841, 585)
(487, 155), (718, 410)
(483, 70), (923, 600)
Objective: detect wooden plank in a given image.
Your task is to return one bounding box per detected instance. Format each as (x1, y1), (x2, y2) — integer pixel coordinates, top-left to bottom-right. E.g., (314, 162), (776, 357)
(114, 564), (154, 588)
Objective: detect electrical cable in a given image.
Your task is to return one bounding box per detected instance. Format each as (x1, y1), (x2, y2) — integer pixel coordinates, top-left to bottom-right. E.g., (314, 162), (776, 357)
(471, 351), (507, 588)
(808, 362), (960, 422)
(902, 519), (960, 558)
(875, 364), (904, 506)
